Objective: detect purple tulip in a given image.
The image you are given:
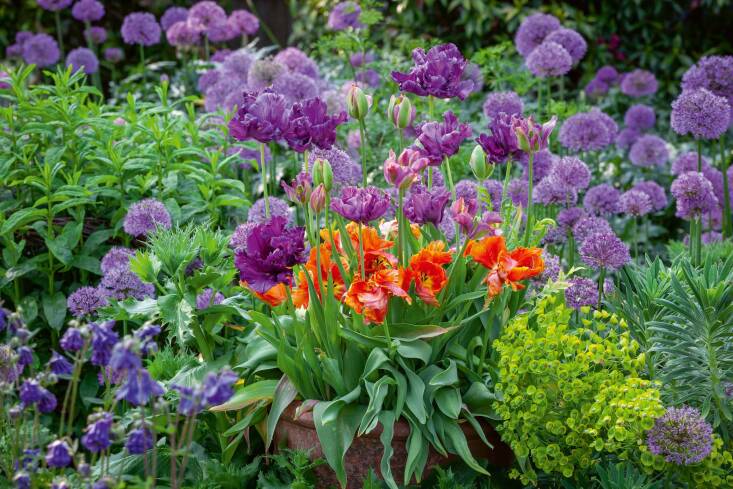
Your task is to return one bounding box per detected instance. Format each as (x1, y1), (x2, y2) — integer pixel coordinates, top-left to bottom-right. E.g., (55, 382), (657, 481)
(415, 111), (472, 166)
(228, 89), (290, 144)
(330, 186), (391, 224)
(391, 43), (474, 100)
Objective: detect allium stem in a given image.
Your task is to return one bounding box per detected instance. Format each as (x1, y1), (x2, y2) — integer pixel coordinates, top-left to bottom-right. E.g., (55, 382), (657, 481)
(720, 136), (731, 238)
(524, 151), (535, 245)
(260, 143), (270, 218)
(597, 267), (606, 309)
(55, 12), (65, 59)
(567, 230), (575, 268)
(139, 45), (146, 84)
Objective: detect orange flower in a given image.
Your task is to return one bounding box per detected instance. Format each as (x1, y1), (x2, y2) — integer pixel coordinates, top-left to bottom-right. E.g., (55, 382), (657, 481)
(344, 268), (411, 324)
(465, 236), (544, 297)
(345, 222), (398, 275)
(242, 281), (287, 307)
(464, 235), (507, 269)
(403, 241), (453, 306)
(500, 247), (545, 289)
(291, 244), (348, 308)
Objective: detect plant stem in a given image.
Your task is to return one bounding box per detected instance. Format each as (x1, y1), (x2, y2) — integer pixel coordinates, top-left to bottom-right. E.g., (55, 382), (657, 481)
(720, 136), (731, 238)
(55, 12), (65, 58)
(140, 45), (146, 84)
(358, 119), (367, 186)
(398, 188), (405, 267)
(597, 268), (607, 309)
(261, 143), (270, 218)
(524, 151), (535, 245)
(358, 222), (365, 278)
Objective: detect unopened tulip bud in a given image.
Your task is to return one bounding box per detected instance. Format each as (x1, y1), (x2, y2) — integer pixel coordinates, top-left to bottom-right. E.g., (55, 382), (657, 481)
(388, 95), (414, 129)
(346, 84), (369, 120)
(309, 184), (326, 213)
(469, 145), (491, 180)
(312, 158), (333, 191)
(514, 126), (531, 153)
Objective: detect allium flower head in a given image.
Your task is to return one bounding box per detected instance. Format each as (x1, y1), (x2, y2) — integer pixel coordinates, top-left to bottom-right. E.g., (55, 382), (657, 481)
(573, 216), (613, 244)
(101, 247), (135, 274)
(188, 1), (226, 31)
(38, 0), (72, 11)
(620, 69), (658, 97)
(544, 27), (587, 64)
(206, 19), (238, 43)
(584, 77), (609, 98)
(220, 49), (253, 80)
(633, 181), (667, 212)
(565, 277), (598, 309)
(166, 21), (200, 47)
(557, 207), (587, 232)
(526, 41), (572, 78)
(580, 232), (631, 271)
(121, 12), (161, 46)
(284, 97), (347, 152)
(583, 183), (621, 215)
(123, 199), (172, 238)
(66, 47), (99, 74)
(619, 189), (652, 217)
(615, 127), (641, 150)
(507, 179), (528, 206)
(404, 184), (451, 227)
(196, 288), (224, 309)
(533, 176), (576, 206)
(82, 412), (114, 452)
(671, 88), (731, 140)
(483, 91), (523, 121)
(328, 1), (363, 30)
(590, 108), (618, 141)
(671, 171), (719, 219)
(629, 135), (669, 167)
(415, 111), (472, 166)
(229, 10), (259, 36)
(596, 65), (619, 84)
(104, 47), (123, 63)
(559, 111), (613, 151)
(247, 59), (285, 91)
(514, 12), (561, 57)
(71, 0), (104, 22)
(160, 6), (188, 31)
(67, 286), (107, 318)
(391, 43), (474, 100)
(681, 55), (733, 113)
(550, 156), (591, 191)
(274, 47), (319, 79)
(672, 151), (710, 175)
(228, 89), (290, 143)
(247, 197), (291, 224)
(331, 186), (391, 224)
(624, 104), (656, 130)
(22, 33), (60, 67)
(84, 26), (107, 44)
(45, 440), (73, 468)
(647, 406), (713, 465)
(99, 268), (155, 301)
(519, 149), (555, 182)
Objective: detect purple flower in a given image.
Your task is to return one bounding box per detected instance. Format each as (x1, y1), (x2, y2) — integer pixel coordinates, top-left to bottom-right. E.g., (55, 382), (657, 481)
(284, 97), (347, 152)
(615, 127), (641, 150)
(100, 247), (135, 274)
(476, 113), (520, 165)
(328, 1), (363, 30)
(196, 289), (224, 309)
(134, 324), (161, 356)
(535, 252), (560, 283)
(526, 41), (572, 78)
(565, 277), (598, 310)
(647, 406), (713, 465)
(123, 198), (172, 238)
(19, 379), (44, 406)
(392, 43), (474, 100)
(584, 184), (621, 215)
(45, 440), (73, 468)
(549, 156), (591, 191)
(207, 19), (239, 43)
(671, 171), (719, 220)
(99, 268), (155, 301)
(619, 189), (652, 217)
(13, 472), (30, 489)
(166, 21), (201, 47)
(573, 216), (613, 244)
(121, 12), (161, 46)
(247, 197), (291, 224)
(483, 91), (523, 121)
(672, 151), (710, 175)
(274, 47), (319, 79)
(544, 28), (587, 64)
(620, 69), (658, 97)
(482, 179), (503, 211)
(247, 59), (285, 92)
(49, 351), (73, 375)
(22, 33), (60, 67)
(331, 186), (391, 224)
(580, 232), (630, 271)
(89, 321), (118, 367)
(584, 77), (609, 98)
(596, 65), (619, 84)
(82, 412), (114, 452)
(512, 115), (558, 154)
(202, 369), (238, 405)
(234, 216), (306, 293)
(109, 338), (142, 373)
(67, 286), (106, 318)
(160, 6), (188, 31)
(126, 426), (154, 454)
(84, 26), (107, 44)
(557, 207), (587, 231)
(115, 368), (164, 406)
(404, 184), (451, 226)
(229, 10), (259, 36)
(507, 179), (528, 206)
(188, 1), (227, 31)
(350, 51), (375, 68)
(356, 68), (381, 88)
(671, 88), (731, 140)
(514, 12), (561, 57)
(559, 111), (614, 151)
(17, 346), (33, 369)
(681, 55), (733, 118)
(461, 62), (483, 94)
(632, 181), (667, 212)
(624, 104), (656, 130)
(533, 176), (576, 206)
(103, 47), (123, 63)
(519, 149), (555, 182)
(38, 0), (72, 11)
(60, 327), (85, 353)
(229, 89), (290, 144)
(66, 47), (99, 75)
(629, 135), (668, 167)
(71, 0), (104, 22)
(383, 149), (429, 191)
(415, 111), (472, 166)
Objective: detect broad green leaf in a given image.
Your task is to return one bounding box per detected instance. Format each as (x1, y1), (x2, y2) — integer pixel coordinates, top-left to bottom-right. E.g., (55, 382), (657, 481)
(210, 380), (278, 412)
(313, 401), (365, 488)
(265, 375), (298, 451)
(42, 291), (66, 330)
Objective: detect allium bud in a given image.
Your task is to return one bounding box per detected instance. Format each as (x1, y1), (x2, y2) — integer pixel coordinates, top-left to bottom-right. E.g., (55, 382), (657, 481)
(346, 84), (369, 120)
(388, 94), (415, 129)
(309, 184), (327, 213)
(312, 158), (333, 191)
(469, 145), (491, 180)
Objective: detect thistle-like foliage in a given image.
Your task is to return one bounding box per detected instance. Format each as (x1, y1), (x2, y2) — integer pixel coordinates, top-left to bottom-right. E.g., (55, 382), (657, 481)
(648, 255), (733, 432)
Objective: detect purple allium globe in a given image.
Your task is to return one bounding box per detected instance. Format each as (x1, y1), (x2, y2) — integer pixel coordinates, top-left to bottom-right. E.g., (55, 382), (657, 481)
(633, 181), (667, 212)
(461, 62), (483, 94)
(629, 135), (669, 167)
(230, 10), (260, 35)
(222, 50), (254, 80)
(84, 26), (107, 44)
(507, 178), (529, 206)
(620, 69), (658, 97)
(71, 0), (104, 22)
(38, 0), (72, 11)
(121, 12), (161, 46)
(533, 176), (577, 206)
(565, 277), (598, 310)
(247, 197), (291, 224)
(67, 286), (107, 318)
(66, 47), (99, 74)
(525, 41), (572, 78)
(416, 111), (473, 166)
(549, 156), (591, 191)
(559, 111), (614, 151)
(624, 104), (656, 131)
(391, 43), (474, 100)
(573, 216), (613, 244)
(247, 59), (285, 92)
(596, 65), (619, 84)
(272, 72), (319, 104)
(514, 12), (561, 57)
(327, 1), (363, 31)
(583, 183), (621, 215)
(670, 171), (719, 220)
(100, 247), (135, 274)
(22, 33), (60, 68)
(615, 127), (641, 150)
(584, 77), (609, 98)
(308, 146), (362, 191)
(103, 47), (123, 63)
(579, 232), (631, 271)
(99, 268), (155, 301)
(274, 47), (319, 79)
(557, 207), (587, 232)
(160, 6), (188, 31)
(619, 189), (652, 217)
(482, 91), (523, 121)
(166, 21), (201, 47)
(206, 20), (238, 43)
(670, 88), (731, 140)
(591, 108), (619, 140)
(519, 149), (555, 182)
(647, 406), (713, 465)
(123, 199), (172, 238)
(672, 151), (710, 175)
(544, 28), (587, 64)
(681, 55), (733, 115)
(535, 252), (560, 283)
(188, 1), (227, 31)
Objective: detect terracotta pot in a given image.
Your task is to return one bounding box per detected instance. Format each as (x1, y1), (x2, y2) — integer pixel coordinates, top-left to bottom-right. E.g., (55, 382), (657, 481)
(274, 401), (514, 489)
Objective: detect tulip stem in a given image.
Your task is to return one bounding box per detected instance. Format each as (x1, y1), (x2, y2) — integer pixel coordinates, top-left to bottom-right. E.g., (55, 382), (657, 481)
(359, 119), (367, 186)
(524, 151), (535, 245)
(398, 188), (405, 267)
(358, 222), (365, 278)
(261, 143), (270, 218)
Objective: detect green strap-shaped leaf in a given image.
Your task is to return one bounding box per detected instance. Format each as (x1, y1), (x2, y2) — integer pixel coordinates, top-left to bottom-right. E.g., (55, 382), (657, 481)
(265, 375), (298, 452)
(209, 380), (277, 412)
(378, 410), (398, 489)
(313, 400), (365, 488)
